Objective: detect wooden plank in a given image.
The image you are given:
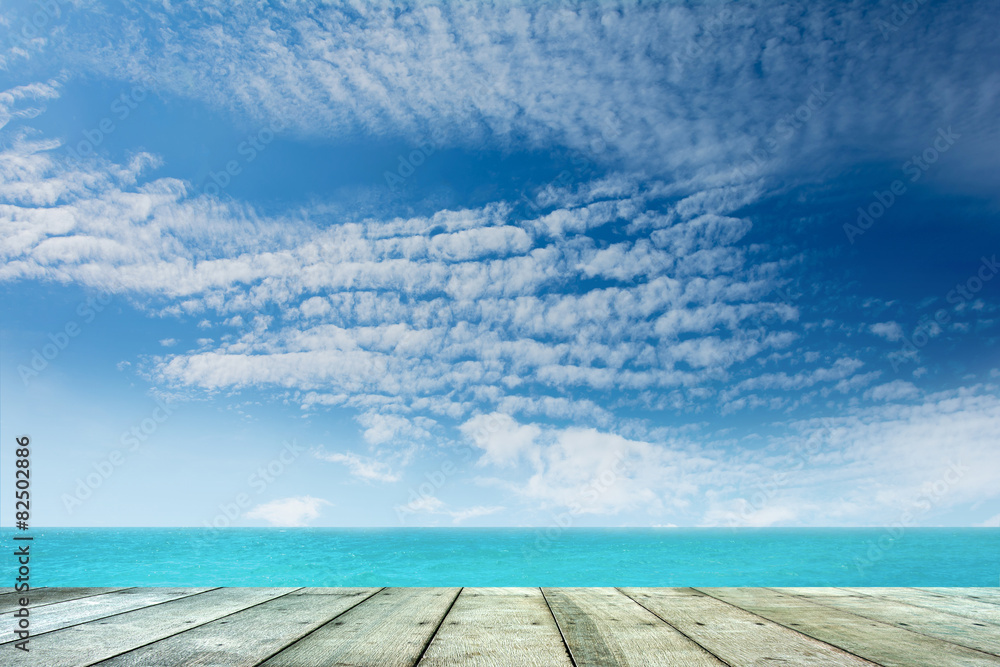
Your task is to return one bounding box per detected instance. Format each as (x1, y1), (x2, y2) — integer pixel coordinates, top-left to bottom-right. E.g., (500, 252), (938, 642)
(261, 587), (460, 667)
(542, 587), (725, 666)
(918, 587), (1000, 605)
(288, 587), (382, 595)
(0, 588), (132, 614)
(620, 587), (876, 666)
(841, 587), (1000, 625)
(3, 587), (297, 667)
(95, 588), (381, 666)
(774, 587), (1000, 657)
(699, 587), (1000, 667)
(418, 587), (573, 666)
(0, 588), (213, 643)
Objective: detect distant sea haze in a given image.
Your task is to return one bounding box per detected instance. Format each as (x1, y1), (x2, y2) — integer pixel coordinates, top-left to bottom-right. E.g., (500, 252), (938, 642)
(16, 527), (998, 587)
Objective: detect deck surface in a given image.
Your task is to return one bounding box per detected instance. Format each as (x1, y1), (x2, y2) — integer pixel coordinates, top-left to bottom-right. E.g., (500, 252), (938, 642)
(3, 587), (999, 666)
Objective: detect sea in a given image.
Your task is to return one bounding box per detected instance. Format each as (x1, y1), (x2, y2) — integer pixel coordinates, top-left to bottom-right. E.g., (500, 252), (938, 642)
(6, 527), (997, 587)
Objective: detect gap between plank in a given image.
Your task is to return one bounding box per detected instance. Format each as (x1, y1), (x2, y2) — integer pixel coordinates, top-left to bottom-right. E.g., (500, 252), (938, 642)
(767, 587), (1000, 660)
(0, 587), (223, 648)
(412, 587), (464, 666)
(691, 587), (887, 666)
(539, 587), (579, 667)
(615, 588), (736, 667)
(247, 587), (386, 667)
(85, 588), (305, 667)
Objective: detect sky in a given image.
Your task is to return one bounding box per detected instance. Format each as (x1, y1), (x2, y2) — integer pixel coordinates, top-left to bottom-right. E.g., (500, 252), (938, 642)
(1, 0), (999, 529)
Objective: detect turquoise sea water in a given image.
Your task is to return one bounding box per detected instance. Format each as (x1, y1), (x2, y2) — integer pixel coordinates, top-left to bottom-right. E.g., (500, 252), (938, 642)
(6, 528), (997, 587)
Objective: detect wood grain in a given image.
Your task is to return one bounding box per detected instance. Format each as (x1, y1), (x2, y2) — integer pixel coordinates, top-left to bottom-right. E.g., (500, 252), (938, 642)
(3, 587), (296, 667)
(840, 587), (1000, 625)
(260, 587), (461, 667)
(773, 587), (1000, 656)
(0, 587), (132, 615)
(543, 587), (725, 666)
(0, 587), (213, 643)
(418, 587), (572, 666)
(621, 587), (877, 666)
(94, 588), (381, 666)
(700, 586), (1000, 667)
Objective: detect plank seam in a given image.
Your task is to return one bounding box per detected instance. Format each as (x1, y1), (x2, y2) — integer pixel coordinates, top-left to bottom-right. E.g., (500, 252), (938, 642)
(0, 587), (222, 647)
(691, 588), (884, 666)
(539, 587), (579, 667)
(82, 588), (306, 667)
(615, 588), (736, 667)
(412, 586), (464, 666)
(0, 586), (48, 598)
(247, 587), (385, 667)
(914, 587), (1000, 608)
(0, 587), (137, 613)
(835, 587), (1000, 627)
(768, 587), (1000, 659)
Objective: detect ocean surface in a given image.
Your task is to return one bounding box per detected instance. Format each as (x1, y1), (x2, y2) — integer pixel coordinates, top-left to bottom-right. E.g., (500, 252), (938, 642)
(6, 528), (997, 587)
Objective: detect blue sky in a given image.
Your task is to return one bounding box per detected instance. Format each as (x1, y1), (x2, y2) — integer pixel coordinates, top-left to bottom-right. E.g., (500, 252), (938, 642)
(2, 0), (999, 529)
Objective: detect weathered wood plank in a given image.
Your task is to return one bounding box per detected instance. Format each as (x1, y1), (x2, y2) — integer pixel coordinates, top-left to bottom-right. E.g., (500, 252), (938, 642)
(94, 588), (381, 666)
(288, 587), (383, 595)
(0, 587), (131, 614)
(261, 587), (461, 667)
(774, 587), (1000, 656)
(620, 587), (876, 666)
(841, 587), (1000, 625)
(700, 587), (1000, 667)
(3, 587), (297, 667)
(0, 588), (213, 643)
(417, 587), (572, 666)
(918, 588), (1000, 605)
(542, 587), (725, 666)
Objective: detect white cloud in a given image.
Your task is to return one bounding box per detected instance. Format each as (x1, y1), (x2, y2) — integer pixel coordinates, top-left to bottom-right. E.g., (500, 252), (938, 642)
(447, 505), (504, 524)
(460, 413), (541, 468)
(865, 380), (920, 402)
(315, 450), (401, 483)
(159, 338), (178, 347)
(355, 413), (432, 446)
(0, 118), (806, 423)
(3, 3), (999, 528)
(870, 321), (904, 342)
(245, 496), (331, 527)
(394, 494), (503, 525)
(50, 2), (997, 191)
(456, 387), (1000, 525)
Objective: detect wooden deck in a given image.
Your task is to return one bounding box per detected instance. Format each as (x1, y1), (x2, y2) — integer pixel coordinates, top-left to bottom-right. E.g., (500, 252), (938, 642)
(2, 587), (999, 666)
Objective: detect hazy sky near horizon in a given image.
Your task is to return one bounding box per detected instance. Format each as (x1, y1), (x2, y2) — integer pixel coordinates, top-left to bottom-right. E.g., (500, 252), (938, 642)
(2, 0), (999, 529)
